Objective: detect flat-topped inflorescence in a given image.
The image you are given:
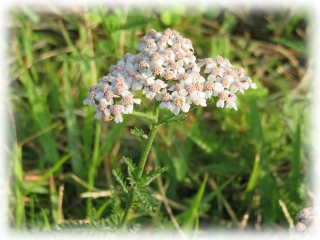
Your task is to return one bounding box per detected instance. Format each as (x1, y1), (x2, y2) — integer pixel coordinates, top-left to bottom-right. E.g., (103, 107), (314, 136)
(83, 28), (257, 123)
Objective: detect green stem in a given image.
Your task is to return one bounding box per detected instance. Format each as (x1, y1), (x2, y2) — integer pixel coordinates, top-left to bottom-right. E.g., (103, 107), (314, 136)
(119, 104), (160, 228)
(131, 110), (157, 122)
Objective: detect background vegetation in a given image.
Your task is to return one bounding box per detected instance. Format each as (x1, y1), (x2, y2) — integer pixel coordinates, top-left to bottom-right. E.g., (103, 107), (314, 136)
(6, 2), (313, 237)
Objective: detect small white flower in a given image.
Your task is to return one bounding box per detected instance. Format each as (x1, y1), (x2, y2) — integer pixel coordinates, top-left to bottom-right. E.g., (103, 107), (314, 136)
(187, 71), (205, 85)
(186, 91), (207, 107)
(155, 89), (173, 110)
(213, 55), (227, 67)
(156, 34), (169, 49)
(96, 90), (120, 105)
(162, 70), (177, 81)
(226, 92), (238, 111)
(197, 58), (214, 68)
(216, 90), (230, 109)
(216, 75), (234, 89)
(182, 38), (194, 52)
(204, 81), (224, 99)
(150, 62), (165, 76)
(102, 108), (113, 122)
(189, 62), (201, 72)
(120, 94), (141, 114)
(114, 85), (131, 96)
(94, 110), (102, 120)
(149, 52), (165, 66)
(143, 79), (167, 100)
(83, 91), (96, 106)
(170, 91), (190, 115)
(239, 76), (257, 89)
(110, 104), (124, 123)
(159, 49), (175, 62)
(216, 90), (238, 110)
(230, 80), (246, 94)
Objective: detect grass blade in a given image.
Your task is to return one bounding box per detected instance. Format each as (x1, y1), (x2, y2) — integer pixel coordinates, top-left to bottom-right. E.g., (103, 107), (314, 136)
(289, 121), (301, 201)
(181, 173), (208, 230)
(23, 153), (73, 196)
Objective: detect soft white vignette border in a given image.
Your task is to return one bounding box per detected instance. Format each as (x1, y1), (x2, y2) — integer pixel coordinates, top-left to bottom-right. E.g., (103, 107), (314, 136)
(0, 0), (319, 239)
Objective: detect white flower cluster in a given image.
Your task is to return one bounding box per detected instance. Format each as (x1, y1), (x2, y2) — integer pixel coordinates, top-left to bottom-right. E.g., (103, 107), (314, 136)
(289, 207), (319, 239)
(83, 28), (257, 123)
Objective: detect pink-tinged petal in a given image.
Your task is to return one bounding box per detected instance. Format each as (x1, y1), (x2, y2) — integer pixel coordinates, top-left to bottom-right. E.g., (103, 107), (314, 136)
(179, 89), (189, 97)
(181, 103), (190, 113)
(143, 87), (150, 95)
(215, 82), (224, 92)
(204, 68), (211, 74)
(198, 91), (206, 98)
(159, 102), (166, 108)
(132, 82), (143, 91)
(241, 82), (249, 90)
(103, 109), (111, 115)
(197, 61), (205, 68)
(205, 90), (213, 99)
(94, 111), (102, 119)
(114, 114), (123, 123)
(226, 75), (234, 83)
(227, 101), (238, 111)
(95, 92), (104, 100)
(155, 95), (162, 101)
(198, 76), (206, 83)
(146, 77), (155, 85)
(192, 66), (200, 72)
(200, 99), (207, 107)
(168, 85), (176, 91)
(189, 92), (197, 99)
(127, 105), (134, 114)
(216, 99), (224, 108)
(89, 99), (95, 106)
(133, 98), (141, 104)
(208, 74), (216, 82)
(146, 91), (154, 100)
(186, 98), (192, 105)
(165, 102), (174, 109)
(109, 76), (116, 83)
(178, 68), (185, 74)
(122, 106), (128, 114)
(83, 99), (89, 105)
(230, 83), (238, 93)
(171, 106), (180, 115)
(251, 83), (257, 89)
(171, 91), (179, 98)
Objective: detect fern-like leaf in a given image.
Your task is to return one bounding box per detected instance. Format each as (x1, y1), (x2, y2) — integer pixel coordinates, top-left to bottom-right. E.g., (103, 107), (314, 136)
(130, 127), (147, 141)
(159, 114), (188, 125)
(112, 169), (128, 193)
(133, 183), (159, 211)
(123, 156), (136, 174)
(141, 167), (168, 186)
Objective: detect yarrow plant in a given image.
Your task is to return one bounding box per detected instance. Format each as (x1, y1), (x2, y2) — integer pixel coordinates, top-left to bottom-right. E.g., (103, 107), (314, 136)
(83, 28), (257, 229)
(289, 207), (319, 239)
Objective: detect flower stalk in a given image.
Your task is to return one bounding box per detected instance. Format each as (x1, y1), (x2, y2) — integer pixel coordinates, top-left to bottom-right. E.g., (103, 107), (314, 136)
(119, 103), (160, 228)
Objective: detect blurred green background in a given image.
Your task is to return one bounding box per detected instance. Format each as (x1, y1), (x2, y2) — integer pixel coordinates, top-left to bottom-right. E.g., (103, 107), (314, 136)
(6, 2), (313, 235)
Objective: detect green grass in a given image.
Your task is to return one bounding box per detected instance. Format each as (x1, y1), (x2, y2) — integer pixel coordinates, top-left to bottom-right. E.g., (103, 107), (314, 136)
(6, 3), (312, 236)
